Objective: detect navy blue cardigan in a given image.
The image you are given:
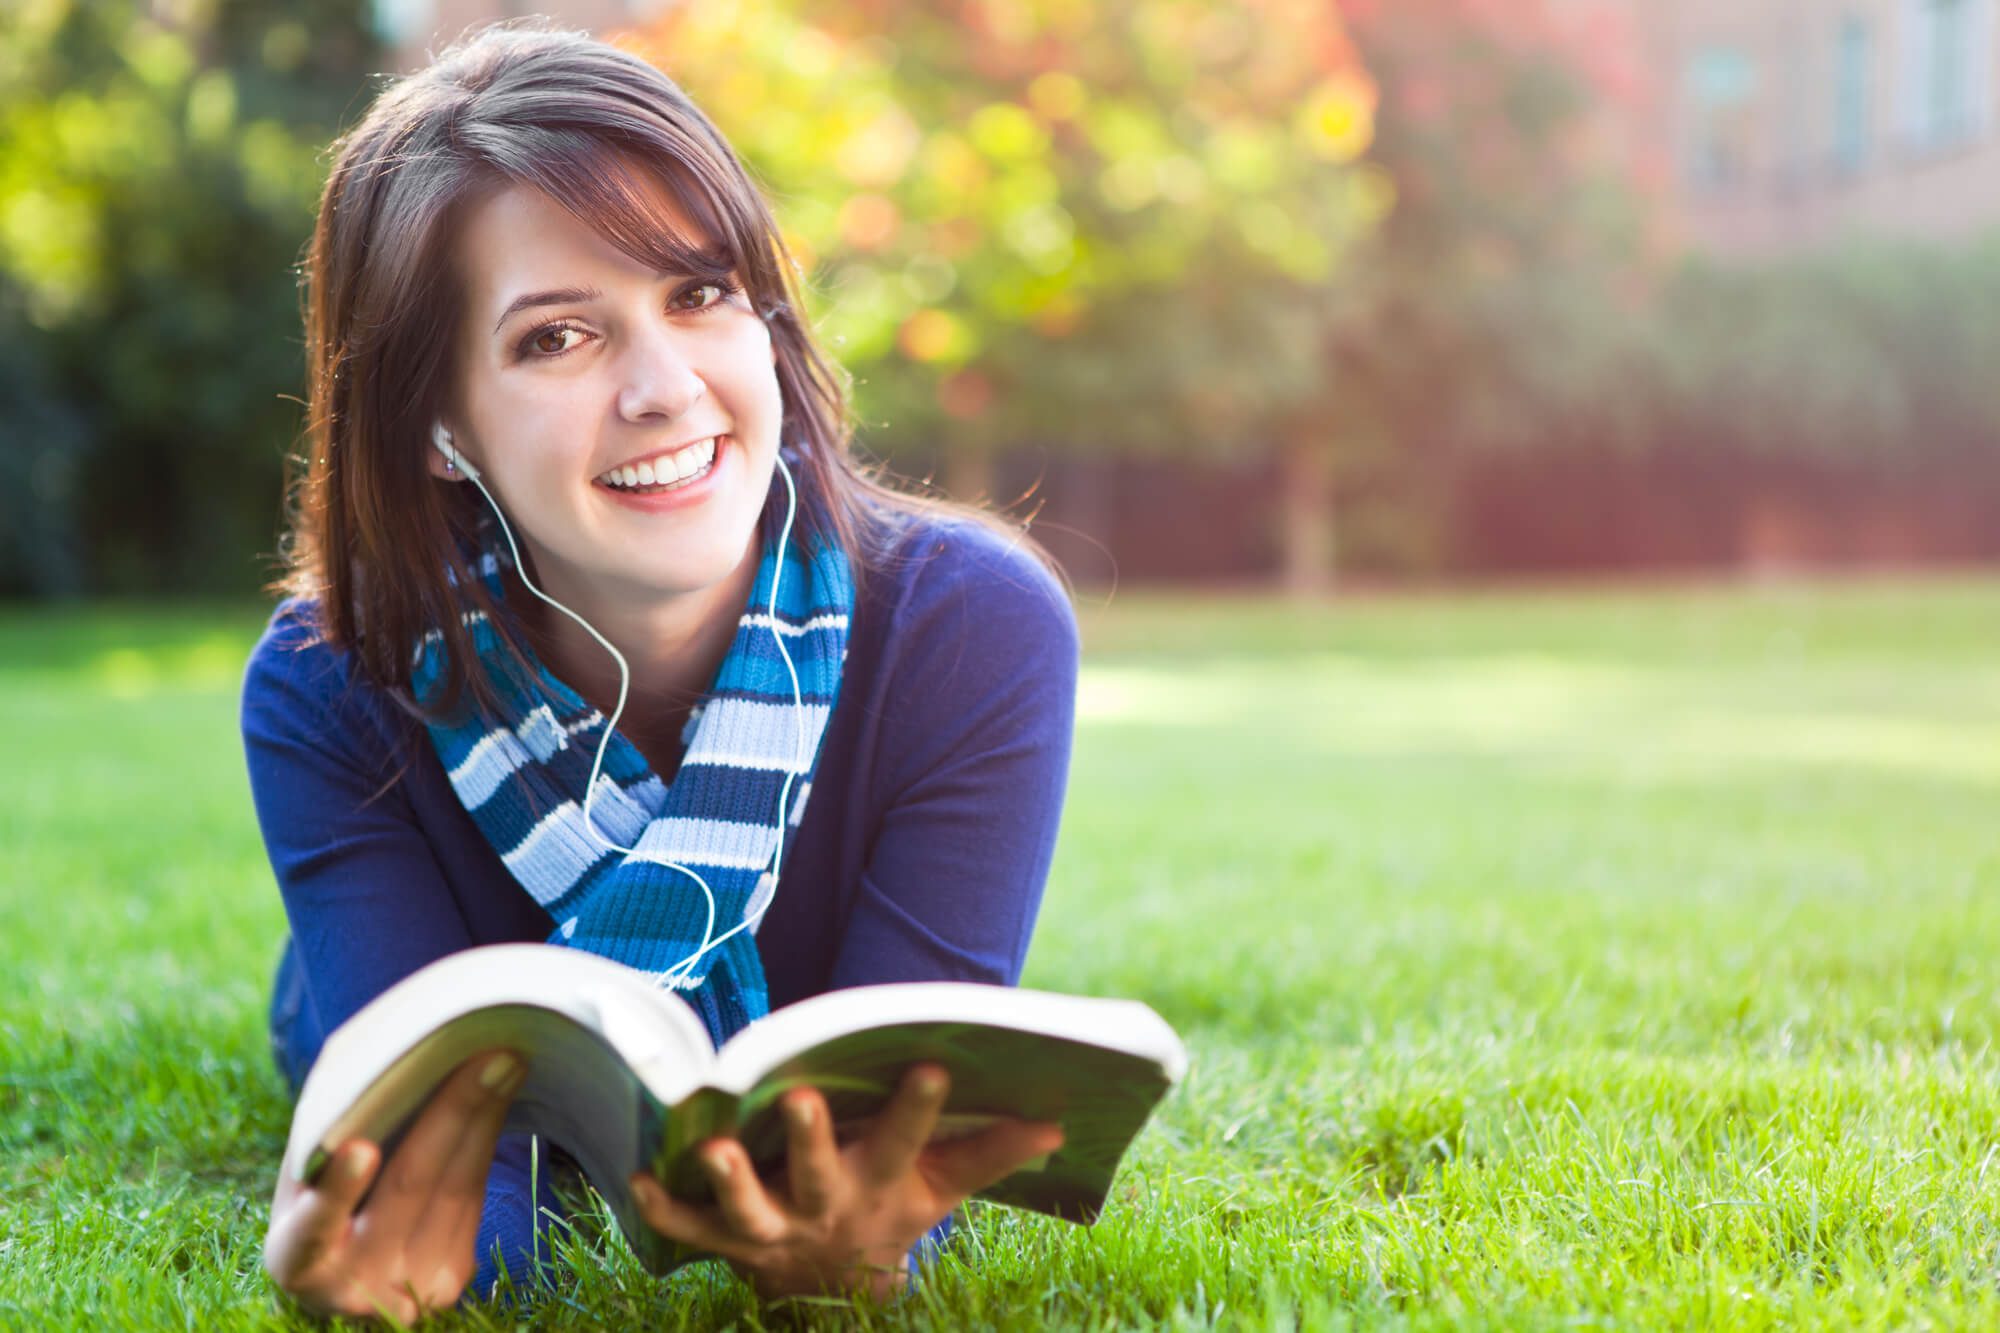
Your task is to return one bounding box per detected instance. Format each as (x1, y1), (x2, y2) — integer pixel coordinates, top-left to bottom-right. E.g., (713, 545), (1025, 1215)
(240, 514), (1078, 1295)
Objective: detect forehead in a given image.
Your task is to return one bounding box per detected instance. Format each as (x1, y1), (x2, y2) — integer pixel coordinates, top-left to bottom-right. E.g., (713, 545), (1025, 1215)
(453, 172), (724, 311)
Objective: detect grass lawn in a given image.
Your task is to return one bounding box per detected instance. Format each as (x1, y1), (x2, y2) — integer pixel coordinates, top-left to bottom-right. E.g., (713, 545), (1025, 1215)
(4, 577), (1999, 1329)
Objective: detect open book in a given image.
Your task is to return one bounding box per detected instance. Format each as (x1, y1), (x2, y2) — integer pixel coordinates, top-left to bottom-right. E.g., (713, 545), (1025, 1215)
(281, 944), (1188, 1273)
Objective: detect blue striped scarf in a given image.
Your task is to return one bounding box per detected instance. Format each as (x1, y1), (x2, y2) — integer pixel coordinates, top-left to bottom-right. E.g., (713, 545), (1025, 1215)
(410, 520), (853, 1046)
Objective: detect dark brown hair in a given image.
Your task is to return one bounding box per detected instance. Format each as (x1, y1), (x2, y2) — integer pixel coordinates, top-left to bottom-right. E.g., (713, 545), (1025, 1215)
(278, 18), (1047, 717)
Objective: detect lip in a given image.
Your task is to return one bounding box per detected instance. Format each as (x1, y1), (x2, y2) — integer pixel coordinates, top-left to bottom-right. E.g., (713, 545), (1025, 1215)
(593, 433), (729, 512)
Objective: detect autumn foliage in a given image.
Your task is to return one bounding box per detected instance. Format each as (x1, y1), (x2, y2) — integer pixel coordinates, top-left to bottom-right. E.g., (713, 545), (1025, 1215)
(615, 0), (1382, 456)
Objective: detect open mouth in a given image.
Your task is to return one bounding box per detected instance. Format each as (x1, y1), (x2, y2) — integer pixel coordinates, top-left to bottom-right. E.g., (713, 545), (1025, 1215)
(594, 435), (721, 494)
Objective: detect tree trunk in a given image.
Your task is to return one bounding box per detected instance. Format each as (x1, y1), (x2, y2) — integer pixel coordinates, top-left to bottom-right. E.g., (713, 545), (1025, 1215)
(1277, 426), (1335, 595)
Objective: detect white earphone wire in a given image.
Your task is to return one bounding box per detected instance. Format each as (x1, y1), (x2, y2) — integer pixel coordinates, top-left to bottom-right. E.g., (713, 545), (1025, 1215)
(439, 427), (808, 989)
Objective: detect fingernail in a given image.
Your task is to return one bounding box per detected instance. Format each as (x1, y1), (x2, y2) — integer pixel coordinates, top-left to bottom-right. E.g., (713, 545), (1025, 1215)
(480, 1052), (520, 1092)
(631, 1177), (661, 1209)
(340, 1145), (372, 1183)
(915, 1066), (948, 1097)
(785, 1095), (815, 1130)
(704, 1146), (733, 1177)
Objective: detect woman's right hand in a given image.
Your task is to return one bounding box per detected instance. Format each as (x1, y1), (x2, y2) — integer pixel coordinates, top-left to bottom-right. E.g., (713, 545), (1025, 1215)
(263, 1049), (529, 1322)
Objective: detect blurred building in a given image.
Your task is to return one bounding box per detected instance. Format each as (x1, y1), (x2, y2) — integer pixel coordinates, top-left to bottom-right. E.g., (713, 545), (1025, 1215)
(1612, 0), (2000, 255)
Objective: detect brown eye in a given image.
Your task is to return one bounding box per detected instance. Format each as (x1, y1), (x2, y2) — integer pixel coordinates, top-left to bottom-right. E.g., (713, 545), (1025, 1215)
(522, 324), (583, 358)
(674, 282), (727, 311)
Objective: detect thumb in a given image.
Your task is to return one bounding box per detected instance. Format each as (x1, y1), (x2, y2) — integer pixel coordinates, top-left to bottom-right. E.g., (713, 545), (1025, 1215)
(921, 1120), (1065, 1201)
(265, 1140), (380, 1281)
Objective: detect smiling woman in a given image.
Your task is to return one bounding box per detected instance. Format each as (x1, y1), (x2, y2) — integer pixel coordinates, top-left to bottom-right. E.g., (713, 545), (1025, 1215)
(243, 17), (1076, 1322)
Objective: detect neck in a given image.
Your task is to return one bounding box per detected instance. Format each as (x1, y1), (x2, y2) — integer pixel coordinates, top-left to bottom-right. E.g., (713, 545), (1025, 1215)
(511, 532), (761, 764)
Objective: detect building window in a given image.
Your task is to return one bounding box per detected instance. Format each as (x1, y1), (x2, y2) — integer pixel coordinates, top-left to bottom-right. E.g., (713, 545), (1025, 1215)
(1834, 17), (1872, 171)
(1685, 47), (1760, 190)
(1898, 0), (1997, 151)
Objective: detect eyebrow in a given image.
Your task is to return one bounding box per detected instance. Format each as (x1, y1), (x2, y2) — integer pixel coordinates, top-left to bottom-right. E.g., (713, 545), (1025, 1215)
(494, 285), (602, 334)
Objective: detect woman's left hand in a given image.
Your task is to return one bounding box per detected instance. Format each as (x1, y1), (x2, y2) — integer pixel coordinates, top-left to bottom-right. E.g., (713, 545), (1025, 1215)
(626, 1063), (1064, 1302)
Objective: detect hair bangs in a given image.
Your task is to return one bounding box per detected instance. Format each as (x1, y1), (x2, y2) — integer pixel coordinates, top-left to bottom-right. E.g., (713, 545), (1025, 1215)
(506, 137), (746, 284)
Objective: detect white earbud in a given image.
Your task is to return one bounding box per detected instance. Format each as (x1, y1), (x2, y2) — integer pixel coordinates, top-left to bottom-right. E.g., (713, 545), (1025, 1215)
(432, 423), (483, 482)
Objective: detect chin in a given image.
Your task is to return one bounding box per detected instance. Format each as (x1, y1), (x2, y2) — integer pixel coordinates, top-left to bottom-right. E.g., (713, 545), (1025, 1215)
(629, 536), (760, 599)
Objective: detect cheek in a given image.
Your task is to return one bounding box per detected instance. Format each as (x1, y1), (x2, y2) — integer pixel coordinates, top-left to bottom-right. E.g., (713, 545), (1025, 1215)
(483, 377), (585, 450)
(727, 338), (785, 423)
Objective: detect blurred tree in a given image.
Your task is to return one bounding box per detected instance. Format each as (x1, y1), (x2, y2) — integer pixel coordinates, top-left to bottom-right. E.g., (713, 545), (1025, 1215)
(0, 288), (88, 598)
(0, 0), (375, 596)
(1658, 233), (2000, 467)
(1315, 0), (1665, 586)
(616, 0), (1383, 524)
(1646, 231), (2000, 562)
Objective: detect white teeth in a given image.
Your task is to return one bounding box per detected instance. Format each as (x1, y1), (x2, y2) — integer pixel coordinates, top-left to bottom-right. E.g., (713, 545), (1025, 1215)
(598, 436), (722, 491)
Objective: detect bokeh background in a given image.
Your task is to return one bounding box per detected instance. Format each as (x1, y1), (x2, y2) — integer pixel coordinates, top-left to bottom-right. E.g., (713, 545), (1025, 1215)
(5, 0), (1997, 600)
(7, 8), (2000, 1324)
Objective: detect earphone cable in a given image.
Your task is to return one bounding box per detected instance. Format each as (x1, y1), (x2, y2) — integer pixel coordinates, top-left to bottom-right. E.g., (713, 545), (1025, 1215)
(450, 440), (806, 989)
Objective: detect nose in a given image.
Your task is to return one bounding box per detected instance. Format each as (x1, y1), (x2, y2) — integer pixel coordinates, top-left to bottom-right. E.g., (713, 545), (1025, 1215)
(615, 319), (707, 423)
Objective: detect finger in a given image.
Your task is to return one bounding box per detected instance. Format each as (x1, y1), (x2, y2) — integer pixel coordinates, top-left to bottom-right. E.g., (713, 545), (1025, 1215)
(307, 1280), (418, 1326)
(366, 1285), (422, 1327)
(408, 1250), (476, 1320)
(361, 1050), (525, 1243)
(408, 1055), (530, 1260)
(627, 1172), (760, 1265)
(700, 1140), (792, 1246)
(921, 1119), (1067, 1201)
(860, 1063), (949, 1186)
(265, 1140), (381, 1285)
(782, 1089), (840, 1218)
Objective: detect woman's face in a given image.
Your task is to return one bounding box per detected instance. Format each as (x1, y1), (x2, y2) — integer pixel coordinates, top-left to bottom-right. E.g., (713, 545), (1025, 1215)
(440, 178), (783, 609)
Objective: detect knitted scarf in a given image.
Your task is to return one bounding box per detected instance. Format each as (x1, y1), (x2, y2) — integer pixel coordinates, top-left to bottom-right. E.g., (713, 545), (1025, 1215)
(410, 511), (853, 1046)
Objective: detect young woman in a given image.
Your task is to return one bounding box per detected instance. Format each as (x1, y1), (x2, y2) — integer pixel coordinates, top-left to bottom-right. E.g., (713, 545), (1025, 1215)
(240, 20), (1076, 1321)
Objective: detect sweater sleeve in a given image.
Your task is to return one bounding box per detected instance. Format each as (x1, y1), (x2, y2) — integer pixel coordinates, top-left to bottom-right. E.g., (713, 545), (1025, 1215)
(239, 603), (482, 1040)
(827, 522), (1080, 991)
(241, 604), (569, 1300)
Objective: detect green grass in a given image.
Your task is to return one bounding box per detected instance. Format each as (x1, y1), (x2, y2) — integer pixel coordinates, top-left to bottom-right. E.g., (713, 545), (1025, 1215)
(4, 577), (1999, 1329)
